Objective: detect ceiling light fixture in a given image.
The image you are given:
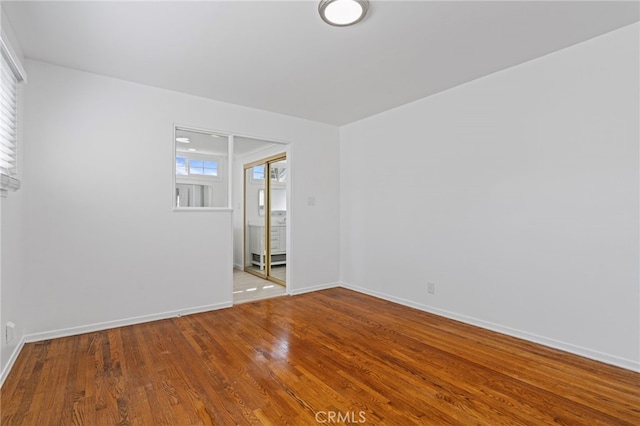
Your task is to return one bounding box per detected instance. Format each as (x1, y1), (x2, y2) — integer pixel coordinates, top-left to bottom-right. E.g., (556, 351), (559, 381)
(176, 137), (190, 143)
(319, 0), (369, 27)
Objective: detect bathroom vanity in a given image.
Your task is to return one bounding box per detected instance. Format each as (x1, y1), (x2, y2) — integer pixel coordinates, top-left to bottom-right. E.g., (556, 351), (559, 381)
(248, 223), (287, 270)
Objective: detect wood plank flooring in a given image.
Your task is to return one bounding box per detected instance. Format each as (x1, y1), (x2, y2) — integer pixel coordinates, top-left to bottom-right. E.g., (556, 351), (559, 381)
(1, 288), (639, 425)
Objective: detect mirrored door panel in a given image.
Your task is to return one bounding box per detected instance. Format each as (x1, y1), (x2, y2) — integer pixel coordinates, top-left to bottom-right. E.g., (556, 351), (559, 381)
(268, 159), (287, 283)
(243, 155), (286, 285)
(245, 165), (267, 278)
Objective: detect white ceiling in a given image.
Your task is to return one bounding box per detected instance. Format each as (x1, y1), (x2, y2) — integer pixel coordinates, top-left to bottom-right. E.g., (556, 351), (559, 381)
(3, 1), (639, 126)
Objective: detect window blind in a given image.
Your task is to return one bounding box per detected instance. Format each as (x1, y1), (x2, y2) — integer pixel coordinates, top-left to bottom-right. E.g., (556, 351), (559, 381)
(0, 46), (20, 196)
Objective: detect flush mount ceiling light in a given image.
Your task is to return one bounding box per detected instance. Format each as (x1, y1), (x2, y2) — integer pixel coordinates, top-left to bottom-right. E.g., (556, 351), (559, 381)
(176, 137), (190, 143)
(319, 0), (369, 27)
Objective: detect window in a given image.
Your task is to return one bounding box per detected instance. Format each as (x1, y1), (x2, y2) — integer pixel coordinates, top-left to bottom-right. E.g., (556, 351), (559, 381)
(189, 159), (218, 176)
(252, 165), (265, 181)
(174, 126), (230, 209)
(175, 156), (220, 177)
(176, 157), (187, 176)
(0, 37), (25, 197)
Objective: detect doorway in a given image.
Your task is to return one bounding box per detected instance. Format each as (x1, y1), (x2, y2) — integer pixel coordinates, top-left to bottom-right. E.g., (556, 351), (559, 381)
(243, 154), (287, 287)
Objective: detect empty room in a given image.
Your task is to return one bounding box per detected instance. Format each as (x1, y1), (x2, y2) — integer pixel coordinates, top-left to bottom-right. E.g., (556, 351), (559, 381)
(1, 1), (639, 424)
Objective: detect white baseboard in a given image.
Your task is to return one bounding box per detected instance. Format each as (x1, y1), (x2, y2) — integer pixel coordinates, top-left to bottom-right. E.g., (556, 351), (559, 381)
(1, 301), (232, 388)
(0, 335), (26, 388)
(341, 282), (640, 373)
(4, 282), (637, 392)
(233, 263), (243, 271)
(290, 281), (340, 296)
(24, 301), (232, 344)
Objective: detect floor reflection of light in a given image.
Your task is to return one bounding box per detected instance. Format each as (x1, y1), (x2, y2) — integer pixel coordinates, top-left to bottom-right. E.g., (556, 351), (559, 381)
(246, 287), (257, 292)
(275, 336), (290, 359)
(233, 290), (243, 294)
(263, 285), (274, 289)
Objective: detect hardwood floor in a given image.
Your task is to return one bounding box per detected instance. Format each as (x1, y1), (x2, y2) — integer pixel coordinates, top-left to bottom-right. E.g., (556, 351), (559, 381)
(2, 288), (639, 425)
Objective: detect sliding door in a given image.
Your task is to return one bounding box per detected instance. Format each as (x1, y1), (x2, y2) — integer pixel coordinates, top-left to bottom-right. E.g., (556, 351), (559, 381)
(244, 154), (287, 285)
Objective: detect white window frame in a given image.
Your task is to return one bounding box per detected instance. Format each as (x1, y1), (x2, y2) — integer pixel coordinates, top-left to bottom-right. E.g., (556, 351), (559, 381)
(172, 125), (234, 211)
(175, 152), (224, 181)
(0, 34), (26, 198)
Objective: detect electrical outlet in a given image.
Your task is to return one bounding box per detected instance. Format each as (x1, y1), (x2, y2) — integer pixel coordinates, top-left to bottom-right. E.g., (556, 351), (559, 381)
(5, 322), (15, 343)
(427, 282), (435, 294)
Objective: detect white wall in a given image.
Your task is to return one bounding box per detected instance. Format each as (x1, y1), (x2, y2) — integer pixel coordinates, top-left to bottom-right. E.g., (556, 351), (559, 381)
(20, 60), (340, 340)
(0, 6), (27, 382)
(0, 172), (24, 381)
(340, 23), (640, 370)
